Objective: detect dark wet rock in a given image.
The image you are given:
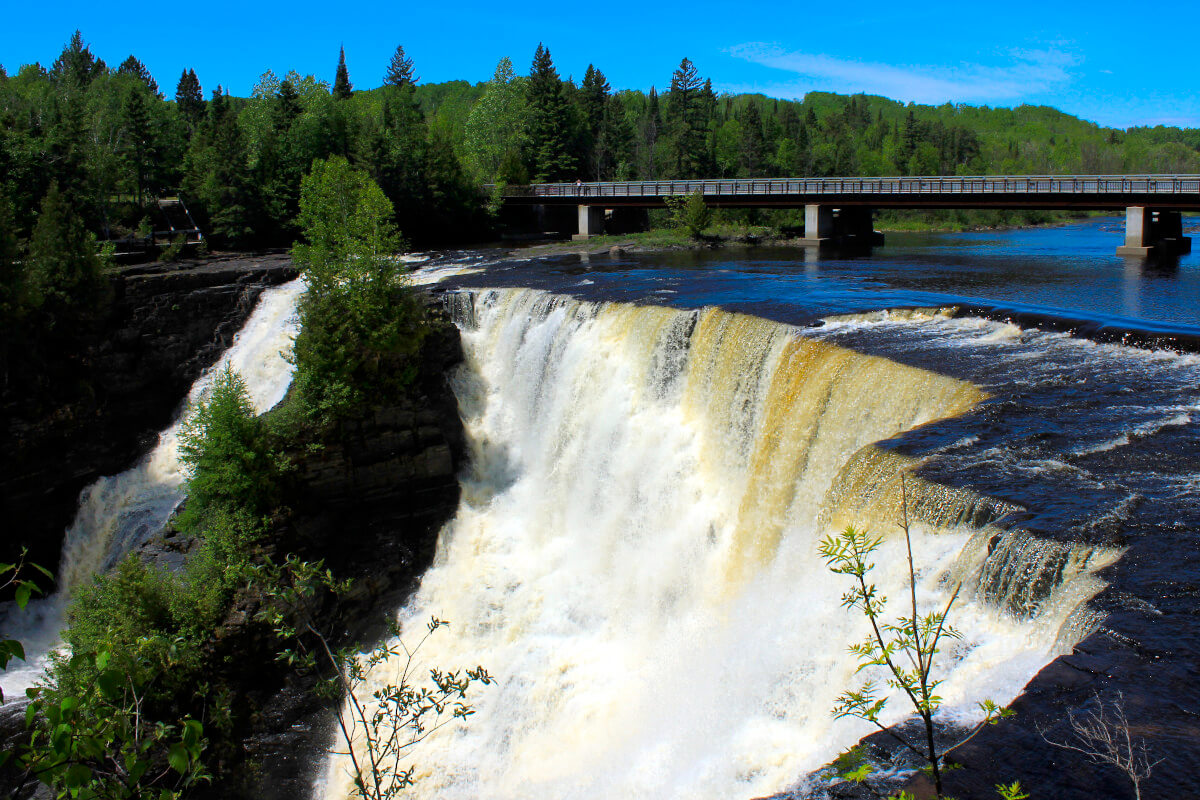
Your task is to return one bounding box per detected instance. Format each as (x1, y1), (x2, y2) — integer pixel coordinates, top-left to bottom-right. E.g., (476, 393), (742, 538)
(1, 252), (296, 579)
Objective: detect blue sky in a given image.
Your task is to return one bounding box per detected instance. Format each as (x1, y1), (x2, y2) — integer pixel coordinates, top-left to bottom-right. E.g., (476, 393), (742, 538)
(2, 0), (1195, 128)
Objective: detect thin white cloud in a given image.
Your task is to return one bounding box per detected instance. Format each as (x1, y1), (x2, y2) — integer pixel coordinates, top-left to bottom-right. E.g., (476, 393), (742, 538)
(725, 43), (1077, 104)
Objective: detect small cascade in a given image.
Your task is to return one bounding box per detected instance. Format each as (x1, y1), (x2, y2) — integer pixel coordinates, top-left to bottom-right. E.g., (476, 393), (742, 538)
(1, 279), (304, 699)
(322, 288), (1115, 800)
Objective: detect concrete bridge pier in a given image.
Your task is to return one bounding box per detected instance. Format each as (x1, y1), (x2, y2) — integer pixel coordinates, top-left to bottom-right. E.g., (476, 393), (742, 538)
(1116, 207), (1192, 256)
(800, 205), (884, 248)
(799, 204), (834, 246)
(573, 205), (605, 240)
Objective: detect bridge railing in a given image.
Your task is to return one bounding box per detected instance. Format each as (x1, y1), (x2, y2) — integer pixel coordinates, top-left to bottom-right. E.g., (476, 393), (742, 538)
(497, 175), (1200, 199)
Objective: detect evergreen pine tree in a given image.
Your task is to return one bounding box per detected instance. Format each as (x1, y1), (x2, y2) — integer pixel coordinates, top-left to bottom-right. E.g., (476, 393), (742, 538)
(383, 45), (418, 89)
(739, 101), (765, 177)
(581, 65), (610, 179)
(276, 79), (301, 128)
(117, 55), (159, 97)
(640, 86), (661, 178)
(665, 57), (708, 178)
(525, 43), (575, 182)
(50, 30), (105, 88)
(423, 126), (477, 240)
(26, 182), (106, 321)
(333, 46), (353, 99)
(46, 90), (88, 202)
(122, 87), (154, 204)
(183, 88), (257, 246)
(175, 69), (205, 133)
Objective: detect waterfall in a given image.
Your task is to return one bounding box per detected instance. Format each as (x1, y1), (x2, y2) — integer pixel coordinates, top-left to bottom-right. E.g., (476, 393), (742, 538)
(1, 279), (304, 699)
(323, 288), (1110, 800)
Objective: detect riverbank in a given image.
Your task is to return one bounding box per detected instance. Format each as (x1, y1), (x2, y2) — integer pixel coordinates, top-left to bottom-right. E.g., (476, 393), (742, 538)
(510, 211), (1108, 258)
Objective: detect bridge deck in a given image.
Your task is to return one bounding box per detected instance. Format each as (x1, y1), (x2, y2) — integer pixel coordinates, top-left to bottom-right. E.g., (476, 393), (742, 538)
(500, 175), (1200, 210)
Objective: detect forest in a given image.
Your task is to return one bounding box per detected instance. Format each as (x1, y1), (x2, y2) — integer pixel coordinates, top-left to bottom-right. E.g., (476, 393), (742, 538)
(4, 30), (1200, 258)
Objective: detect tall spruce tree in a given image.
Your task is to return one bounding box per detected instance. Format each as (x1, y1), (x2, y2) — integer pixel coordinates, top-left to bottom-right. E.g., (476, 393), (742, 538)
(183, 88), (257, 246)
(383, 45), (418, 89)
(665, 58), (709, 178)
(739, 101), (765, 177)
(122, 87), (154, 204)
(175, 69), (205, 133)
(118, 56), (159, 97)
(640, 86), (662, 178)
(50, 30), (105, 88)
(525, 43), (575, 182)
(26, 182), (106, 321)
(580, 65), (610, 179)
(333, 46), (353, 99)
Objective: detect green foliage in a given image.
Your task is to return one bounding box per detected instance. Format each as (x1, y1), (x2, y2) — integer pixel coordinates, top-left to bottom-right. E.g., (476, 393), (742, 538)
(23, 648), (207, 800)
(995, 781), (1030, 800)
(255, 556), (492, 799)
(10, 36), (1200, 253)
(0, 552), (207, 799)
(26, 181), (108, 322)
(665, 58), (712, 179)
(183, 88), (257, 247)
(291, 156), (427, 421)
(175, 69), (205, 132)
(159, 233), (186, 261)
(525, 44), (576, 182)
(463, 57), (528, 183)
(820, 479), (1013, 798)
(177, 365), (283, 528)
(664, 189), (711, 239)
(50, 30), (106, 89)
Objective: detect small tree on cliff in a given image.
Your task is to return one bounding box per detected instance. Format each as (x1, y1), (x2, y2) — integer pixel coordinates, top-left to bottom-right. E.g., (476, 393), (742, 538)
(291, 156), (425, 422)
(820, 476), (1013, 799)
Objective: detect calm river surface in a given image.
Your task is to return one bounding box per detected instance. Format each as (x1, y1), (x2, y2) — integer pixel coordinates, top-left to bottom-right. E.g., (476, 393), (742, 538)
(434, 216), (1200, 342)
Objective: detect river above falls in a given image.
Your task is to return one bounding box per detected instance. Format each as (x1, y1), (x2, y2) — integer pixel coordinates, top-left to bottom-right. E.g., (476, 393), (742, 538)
(426, 216), (1200, 345)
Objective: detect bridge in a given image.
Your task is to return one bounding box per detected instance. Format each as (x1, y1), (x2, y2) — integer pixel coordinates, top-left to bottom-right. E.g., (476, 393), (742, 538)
(498, 175), (1200, 255)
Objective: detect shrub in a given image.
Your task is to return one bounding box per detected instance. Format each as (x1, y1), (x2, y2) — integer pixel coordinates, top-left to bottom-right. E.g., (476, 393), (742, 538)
(177, 365), (284, 531)
(664, 189), (712, 239)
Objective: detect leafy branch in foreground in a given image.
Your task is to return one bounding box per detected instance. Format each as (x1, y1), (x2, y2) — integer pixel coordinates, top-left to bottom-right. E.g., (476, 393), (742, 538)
(820, 476), (1012, 798)
(20, 648), (207, 799)
(0, 549), (52, 704)
(254, 555), (492, 799)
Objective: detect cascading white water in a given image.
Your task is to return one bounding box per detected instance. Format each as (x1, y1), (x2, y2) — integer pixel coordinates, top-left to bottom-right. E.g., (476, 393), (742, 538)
(1, 279), (304, 699)
(323, 288), (1103, 800)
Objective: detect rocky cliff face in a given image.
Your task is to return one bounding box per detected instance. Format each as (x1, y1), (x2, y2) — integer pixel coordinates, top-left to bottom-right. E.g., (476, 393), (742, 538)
(192, 297), (467, 800)
(1, 253), (296, 577)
